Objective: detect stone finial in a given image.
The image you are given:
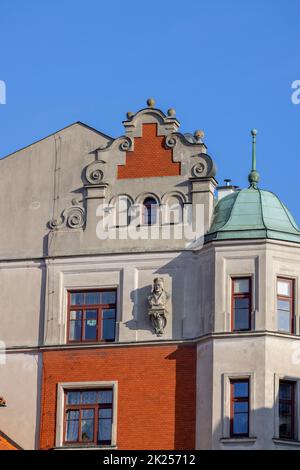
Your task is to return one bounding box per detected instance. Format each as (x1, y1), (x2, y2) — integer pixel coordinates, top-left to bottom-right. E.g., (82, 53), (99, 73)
(126, 111), (134, 119)
(167, 108), (176, 117)
(147, 98), (155, 107)
(194, 130), (205, 142)
(0, 397), (6, 407)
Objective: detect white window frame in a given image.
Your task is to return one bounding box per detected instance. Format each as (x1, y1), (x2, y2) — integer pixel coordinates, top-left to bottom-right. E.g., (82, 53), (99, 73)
(55, 380), (118, 448)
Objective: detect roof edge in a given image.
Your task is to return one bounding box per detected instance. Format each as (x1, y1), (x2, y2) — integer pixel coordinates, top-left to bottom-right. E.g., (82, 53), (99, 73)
(0, 121), (113, 162)
(0, 430), (23, 450)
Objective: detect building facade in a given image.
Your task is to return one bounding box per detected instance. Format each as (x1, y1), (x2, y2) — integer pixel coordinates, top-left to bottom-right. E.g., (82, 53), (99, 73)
(1, 100), (300, 449)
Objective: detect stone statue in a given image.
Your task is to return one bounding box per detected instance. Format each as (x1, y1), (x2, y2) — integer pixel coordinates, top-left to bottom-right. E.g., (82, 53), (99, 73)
(148, 277), (169, 336)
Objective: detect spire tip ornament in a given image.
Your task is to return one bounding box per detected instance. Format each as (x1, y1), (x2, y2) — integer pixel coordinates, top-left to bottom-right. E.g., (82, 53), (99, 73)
(248, 128), (260, 188)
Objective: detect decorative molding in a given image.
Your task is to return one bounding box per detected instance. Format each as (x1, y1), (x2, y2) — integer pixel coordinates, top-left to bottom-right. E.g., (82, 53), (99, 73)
(161, 191), (187, 205)
(165, 132), (207, 151)
(192, 162), (206, 177)
(135, 192), (160, 205)
(123, 108), (180, 135)
(95, 136), (133, 154)
(49, 205), (85, 230)
(190, 153), (217, 178)
(85, 160), (105, 185)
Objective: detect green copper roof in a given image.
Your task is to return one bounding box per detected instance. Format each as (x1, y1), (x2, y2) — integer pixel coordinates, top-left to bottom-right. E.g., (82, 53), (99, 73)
(206, 187), (300, 244)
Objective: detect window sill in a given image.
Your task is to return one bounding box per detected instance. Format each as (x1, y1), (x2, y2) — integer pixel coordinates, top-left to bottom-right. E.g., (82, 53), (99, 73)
(273, 438), (300, 447)
(220, 437), (257, 445)
(53, 445), (117, 451)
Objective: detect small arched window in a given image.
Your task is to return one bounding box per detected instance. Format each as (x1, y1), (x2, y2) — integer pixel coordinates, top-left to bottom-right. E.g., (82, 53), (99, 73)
(143, 197), (158, 225)
(115, 196), (131, 226)
(166, 195), (183, 224)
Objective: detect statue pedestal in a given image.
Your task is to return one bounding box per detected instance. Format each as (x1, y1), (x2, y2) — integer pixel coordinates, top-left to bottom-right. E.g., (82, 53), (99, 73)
(148, 308), (168, 336)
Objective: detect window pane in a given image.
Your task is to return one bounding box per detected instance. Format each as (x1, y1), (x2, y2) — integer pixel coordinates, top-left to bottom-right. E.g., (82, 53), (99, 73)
(233, 413), (248, 435)
(234, 382), (249, 398)
(70, 293), (84, 305)
(81, 409), (94, 442)
(70, 310), (82, 321)
(67, 391), (80, 405)
(98, 417), (112, 444)
(233, 279), (250, 294)
(277, 300), (290, 312)
(99, 408), (112, 419)
(98, 390), (113, 404)
(101, 292), (116, 304)
(279, 383), (293, 400)
(234, 402), (248, 413)
(85, 292), (101, 305)
(98, 408), (112, 444)
(278, 310), (291, 332)
(81, 391), (98, 404)
(278, 280), (291, 297)
(279, 417), (292, 439)
(279, 402), (292, 415)
(234, 298), (250, 309)
(143, 198), (157, 225)
(102, 318), (115, 341)
(234, 309), (249, 330)
(279, 381), (294, 439)
(84, 310), (97, 340)
(69, 311), (82, 341)
(66, 410), (79, 441)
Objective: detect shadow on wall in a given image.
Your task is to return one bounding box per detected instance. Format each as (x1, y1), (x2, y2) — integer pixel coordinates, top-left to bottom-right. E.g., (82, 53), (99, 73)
(166, 346), (197, 450)
(125, 285), (153, 334)
(208, 382), (294, 450)
(124, 250), (203, 340)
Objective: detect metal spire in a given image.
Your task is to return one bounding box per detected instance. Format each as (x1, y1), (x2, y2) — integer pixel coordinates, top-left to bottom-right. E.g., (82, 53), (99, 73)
(248, 129), (260, 188)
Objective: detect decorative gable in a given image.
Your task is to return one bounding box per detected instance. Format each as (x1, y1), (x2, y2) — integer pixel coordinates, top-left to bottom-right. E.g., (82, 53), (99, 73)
(117, 123), (181, 179)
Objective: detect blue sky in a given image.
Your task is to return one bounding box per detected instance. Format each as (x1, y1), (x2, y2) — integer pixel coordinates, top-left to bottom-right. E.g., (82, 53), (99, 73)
(1, 0), (300, 220)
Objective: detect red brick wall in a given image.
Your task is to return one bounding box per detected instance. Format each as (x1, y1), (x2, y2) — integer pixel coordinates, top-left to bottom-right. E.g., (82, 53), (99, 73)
(39, 344), (196, 450)
(0, 433), (19, 450)
(117, 123), (181, 179)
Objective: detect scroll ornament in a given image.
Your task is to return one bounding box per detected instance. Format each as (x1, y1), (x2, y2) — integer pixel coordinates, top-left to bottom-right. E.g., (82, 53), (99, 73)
(48, 205), (85, 230)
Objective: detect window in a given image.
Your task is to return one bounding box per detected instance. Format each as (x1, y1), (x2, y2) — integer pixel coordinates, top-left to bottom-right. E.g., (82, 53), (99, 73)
(68, 290), (116, 343)
(279, 380), (295, 440)
(166, 196), (183, 224)
(231, 278), (251, 331)
(143, 197), (158, 225)
(64, 389), (113, 446)
(277, 278), (294, 334)
(115, 196), (131, 227)
(230, 379), (250, 437)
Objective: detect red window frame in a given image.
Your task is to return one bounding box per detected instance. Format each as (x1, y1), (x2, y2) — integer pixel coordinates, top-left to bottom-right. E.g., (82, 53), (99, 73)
(279, 380), (295, 440)
(230, 379), (250, 437)
(67, 289), (117, 343)
(231, 277), (252, 331)
(277, 278), (295, 334)
(63, 389), (113, 446)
